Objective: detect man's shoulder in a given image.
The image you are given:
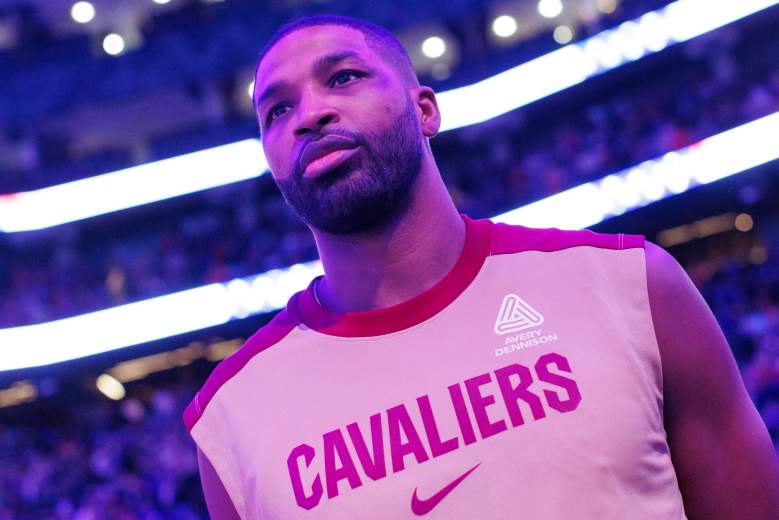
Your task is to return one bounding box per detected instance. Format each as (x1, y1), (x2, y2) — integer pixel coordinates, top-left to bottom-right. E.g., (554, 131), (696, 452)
(488, 219), (645, 256)
(182, 299), (301, 432)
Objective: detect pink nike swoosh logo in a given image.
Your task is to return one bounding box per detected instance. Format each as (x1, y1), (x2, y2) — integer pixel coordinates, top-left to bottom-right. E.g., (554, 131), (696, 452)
(410, 463), (481, 516)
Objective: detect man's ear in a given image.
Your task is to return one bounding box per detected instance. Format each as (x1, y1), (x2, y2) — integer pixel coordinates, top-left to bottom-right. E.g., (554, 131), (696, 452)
(411, 86), (441, 138)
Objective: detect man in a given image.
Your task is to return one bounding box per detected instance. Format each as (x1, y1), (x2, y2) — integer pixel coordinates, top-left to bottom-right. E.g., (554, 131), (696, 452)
(183, 15), (779, 519)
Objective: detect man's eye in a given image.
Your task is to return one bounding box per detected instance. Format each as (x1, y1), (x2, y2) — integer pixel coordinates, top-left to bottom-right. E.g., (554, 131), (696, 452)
(267, 105), (289, 123)
(330, 70), (361, 87)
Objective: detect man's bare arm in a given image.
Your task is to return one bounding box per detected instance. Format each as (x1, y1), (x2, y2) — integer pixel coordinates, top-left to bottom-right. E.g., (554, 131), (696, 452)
(197, 448), (241, 520)
(646, 241), (779, 519)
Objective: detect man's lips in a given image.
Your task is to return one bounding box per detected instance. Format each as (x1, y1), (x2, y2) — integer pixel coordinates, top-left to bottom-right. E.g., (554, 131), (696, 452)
(298, 135), (360, 179)
(303, 147), (360, 179)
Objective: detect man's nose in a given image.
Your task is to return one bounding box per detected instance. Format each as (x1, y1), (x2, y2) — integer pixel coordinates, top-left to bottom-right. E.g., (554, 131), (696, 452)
(294, 96), (338, 137)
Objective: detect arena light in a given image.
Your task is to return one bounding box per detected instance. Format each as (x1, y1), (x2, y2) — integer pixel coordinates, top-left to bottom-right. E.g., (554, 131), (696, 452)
(597, 0), (618, 14)
(0, 381), (37, 408)
(656, 213), (737, 247)
(492, 110), (779, 229)
(102, 33), (126, 56)
(553, 25), (574, 44)
(70, 1), (96, 24)
(735, 213), (754, 232)
(538, 0), (564, 18)
(0, 0), (775, 233)
(96, 374), (126, 400)
(436, 0), (779, 131)
(101, 339), (241, 384)
(0, 139), (266, 232)
(0, 283), (240, 371)
(492, 15), (518, 38)
(421, 36), (447, 58)
(1, 110), (778, 371)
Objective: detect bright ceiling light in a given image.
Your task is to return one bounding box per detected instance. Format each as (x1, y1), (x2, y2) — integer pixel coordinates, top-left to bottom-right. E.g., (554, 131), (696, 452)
(153, 0), (172, 4)
(421, 36), (447, 58)
(492, 15), (518, 38)
(735, 213), (754, 232)
(554, 25), (574, 44)
(247, 79), (255, 99)
(102, 33), (126, 56)
(70, 1), (96, 24)
(597, 0), (618, 14)
(538, 0), (564, 18)
(96, 374), (125, 400)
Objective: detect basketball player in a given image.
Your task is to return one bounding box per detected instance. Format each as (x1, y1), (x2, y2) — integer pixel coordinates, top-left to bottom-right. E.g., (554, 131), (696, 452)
(183, 15), (779, 519)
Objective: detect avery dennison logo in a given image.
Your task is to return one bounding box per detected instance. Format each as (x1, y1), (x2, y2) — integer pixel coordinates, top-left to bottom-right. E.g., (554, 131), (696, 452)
(494, 294), (559, 357)
(494, 293), (544, 335)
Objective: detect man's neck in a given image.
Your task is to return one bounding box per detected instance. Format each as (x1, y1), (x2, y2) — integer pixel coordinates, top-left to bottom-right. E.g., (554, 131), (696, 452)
(312, 170), (466, 313)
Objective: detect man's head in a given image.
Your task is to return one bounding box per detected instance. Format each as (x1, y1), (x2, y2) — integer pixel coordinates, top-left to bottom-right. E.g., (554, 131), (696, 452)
(253, 15), (441, 234)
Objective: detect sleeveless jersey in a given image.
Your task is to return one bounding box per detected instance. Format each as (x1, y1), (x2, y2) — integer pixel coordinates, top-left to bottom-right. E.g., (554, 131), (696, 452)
(183, 216), (688, 519)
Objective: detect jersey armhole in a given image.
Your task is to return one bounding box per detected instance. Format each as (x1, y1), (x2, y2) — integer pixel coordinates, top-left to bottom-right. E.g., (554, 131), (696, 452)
(198, 447), (243, 520)
(182, 308), (298, 431)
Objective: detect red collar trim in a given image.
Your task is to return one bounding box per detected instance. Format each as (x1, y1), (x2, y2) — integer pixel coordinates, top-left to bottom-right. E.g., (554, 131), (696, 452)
(292, 215), (493, 337)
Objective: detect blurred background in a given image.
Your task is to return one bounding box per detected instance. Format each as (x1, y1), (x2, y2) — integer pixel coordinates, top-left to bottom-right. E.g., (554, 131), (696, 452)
(0, 0), (778, 518)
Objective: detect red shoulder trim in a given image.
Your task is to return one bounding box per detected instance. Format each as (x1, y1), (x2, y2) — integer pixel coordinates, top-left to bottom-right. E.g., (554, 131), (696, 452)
(183, 309), (298, 432)
(491, 222), (644, 255)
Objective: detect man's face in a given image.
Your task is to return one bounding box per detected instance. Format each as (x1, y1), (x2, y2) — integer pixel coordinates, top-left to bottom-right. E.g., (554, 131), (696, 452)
(254, 25), (423, 234)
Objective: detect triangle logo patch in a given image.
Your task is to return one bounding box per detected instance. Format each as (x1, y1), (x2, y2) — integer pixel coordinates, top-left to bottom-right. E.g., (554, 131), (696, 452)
(494, 293), (544, 335)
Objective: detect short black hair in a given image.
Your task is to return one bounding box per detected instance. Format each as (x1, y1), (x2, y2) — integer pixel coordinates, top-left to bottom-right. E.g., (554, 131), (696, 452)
(252, 14), (418, 115)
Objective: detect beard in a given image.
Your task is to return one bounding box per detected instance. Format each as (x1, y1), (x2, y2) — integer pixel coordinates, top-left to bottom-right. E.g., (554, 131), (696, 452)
(275, 96), (423, 235)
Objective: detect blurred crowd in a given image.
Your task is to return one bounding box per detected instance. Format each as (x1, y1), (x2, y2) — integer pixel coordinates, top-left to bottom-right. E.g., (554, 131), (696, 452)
(695, 247), (779, 411)
(1, 22), (778, 329)
(0, 382), (206, 519)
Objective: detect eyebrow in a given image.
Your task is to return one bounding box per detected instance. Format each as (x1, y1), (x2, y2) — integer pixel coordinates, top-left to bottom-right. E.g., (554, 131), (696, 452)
(256, 50), (364, 108)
